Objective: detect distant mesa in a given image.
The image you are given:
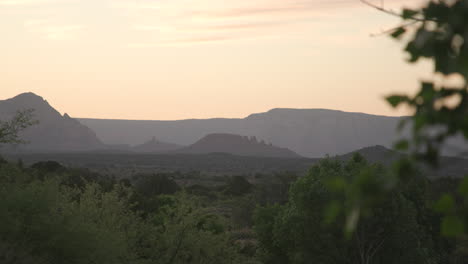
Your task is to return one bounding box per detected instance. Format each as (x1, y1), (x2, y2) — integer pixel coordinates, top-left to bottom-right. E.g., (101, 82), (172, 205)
(3, 93), (467, 157)
(80, 107), (466, 158)
(175, 133), (301, 158)
(79, 107), (410, 158)
(132, 137), (181, 153)
(0, 92), (104, 152)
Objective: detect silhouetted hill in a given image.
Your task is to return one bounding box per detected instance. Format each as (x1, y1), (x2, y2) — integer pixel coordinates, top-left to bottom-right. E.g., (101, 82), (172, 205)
(337, 145), (468, 178)
(132, 137), (181, 153)
(0, 93), (103, 152)
(80, 109), (467, 158)
(4, 93), (466, 157)
(175, 133), (301, 158)
(79, 108), (408, 157)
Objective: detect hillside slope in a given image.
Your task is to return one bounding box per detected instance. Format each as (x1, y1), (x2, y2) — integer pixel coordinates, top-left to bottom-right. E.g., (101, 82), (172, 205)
(0, 93), (103, 152)
(176, 133), (301, 158)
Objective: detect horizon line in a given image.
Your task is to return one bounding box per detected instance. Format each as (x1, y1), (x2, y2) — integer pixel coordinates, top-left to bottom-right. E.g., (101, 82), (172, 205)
(76, 107), (407, 122)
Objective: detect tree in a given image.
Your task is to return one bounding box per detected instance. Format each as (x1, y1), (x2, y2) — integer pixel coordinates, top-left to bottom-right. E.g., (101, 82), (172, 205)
(254, 156), (439, 264)
(223, 176), (252, 196)
(139, 193), (245, 264)
(0, 160), (250, 264)
(131, 173), (181, 216)
(0, 176), (140, 263)
(0, 109), (37, 145)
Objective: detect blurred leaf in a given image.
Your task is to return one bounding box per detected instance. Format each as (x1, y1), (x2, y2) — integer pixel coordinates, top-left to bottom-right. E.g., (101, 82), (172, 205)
(391, 27), (406, 39)
(414, 115), (427, 131)
(394, 140), (409, 151)
(324, 200), (341, 225)
(420, 82), (435, 101)
(327, 177), (347, 192)
(393, 158), (416, 182)
(386, 95), (409, 108)
(458, 176), (468, 196)
(402, 9), (418, 19)
(441, 215), (465, 237)
(434, 194), (455, 213)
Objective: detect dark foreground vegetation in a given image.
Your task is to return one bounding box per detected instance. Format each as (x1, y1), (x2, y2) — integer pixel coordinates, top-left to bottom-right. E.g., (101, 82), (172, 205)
(0, 154), (466, 264)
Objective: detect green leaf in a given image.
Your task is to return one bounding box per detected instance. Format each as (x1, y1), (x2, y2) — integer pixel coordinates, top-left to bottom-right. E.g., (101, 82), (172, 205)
(458, 176), (468, 196)
(386, 95), (409, 108)
(393, 158), (416, 182)
(391, 27), (406, 39)
(394, 140), (409, 151)
(324, 201), (341, 225)
(420, 82), (435, 102)
(327, 177), (347, 191)
(414, 115), (427, 131)
(441, 215), (465, 237)
(402, 9), (418, 19)
(434, 194), (455, 213)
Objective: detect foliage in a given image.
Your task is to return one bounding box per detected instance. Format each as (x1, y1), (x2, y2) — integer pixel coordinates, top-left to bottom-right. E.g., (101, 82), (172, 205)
(31, 161), (66, 173)
(223, 176), (253, 196)
(141, 194), (244, 264)
(345, 0), (468, 239)
(254, 157), (447, 264)
(0, 149), (464, 263)
(0, 175), (136, 263)
(0, 160), (248, 264)
(131, 173), (181, 216)
(387, 0), (468, 237)
(132, 173), (180, 197)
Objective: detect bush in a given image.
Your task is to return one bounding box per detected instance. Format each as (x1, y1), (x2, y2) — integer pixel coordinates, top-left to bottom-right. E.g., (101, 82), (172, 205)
(0, 161), (248, 264)
(223, 176), (252, 196)
(254, 157), (444, 264)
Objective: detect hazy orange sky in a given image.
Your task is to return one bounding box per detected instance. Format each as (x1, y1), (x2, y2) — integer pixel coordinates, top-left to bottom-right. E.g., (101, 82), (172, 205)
(1, 0), (430, 120)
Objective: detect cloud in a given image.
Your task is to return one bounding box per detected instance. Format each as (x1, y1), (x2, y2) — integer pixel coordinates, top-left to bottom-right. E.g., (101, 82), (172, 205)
(193, 21), (297, 31)
(24, 19), (84, 40)
(0, 0), (63, 5)
(186, 1), (353, 18)
(1, 0), (85, 41)
(3, 0), (424, 45)
(113, 0), (422, 45)
(128, 36), (233, 48)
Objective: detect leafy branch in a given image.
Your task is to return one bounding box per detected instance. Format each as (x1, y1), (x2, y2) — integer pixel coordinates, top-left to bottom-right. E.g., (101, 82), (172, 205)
(0, 109), (38, 145)
(331, 0), (468, 238)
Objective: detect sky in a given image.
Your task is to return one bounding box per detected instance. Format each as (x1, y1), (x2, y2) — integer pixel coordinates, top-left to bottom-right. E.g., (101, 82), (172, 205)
(1, 0), (431, 120)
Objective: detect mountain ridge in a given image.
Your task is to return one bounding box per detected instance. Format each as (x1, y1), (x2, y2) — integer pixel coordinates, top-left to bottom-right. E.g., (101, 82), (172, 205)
(77, 108), (405, 122)
(2, 93), (466, 158)
(79, 108), (408, 157)
(0, 92), (104, 152)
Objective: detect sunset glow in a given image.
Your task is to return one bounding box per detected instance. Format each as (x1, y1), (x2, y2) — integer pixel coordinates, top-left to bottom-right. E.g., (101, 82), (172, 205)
(1, 0), (427, 120)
